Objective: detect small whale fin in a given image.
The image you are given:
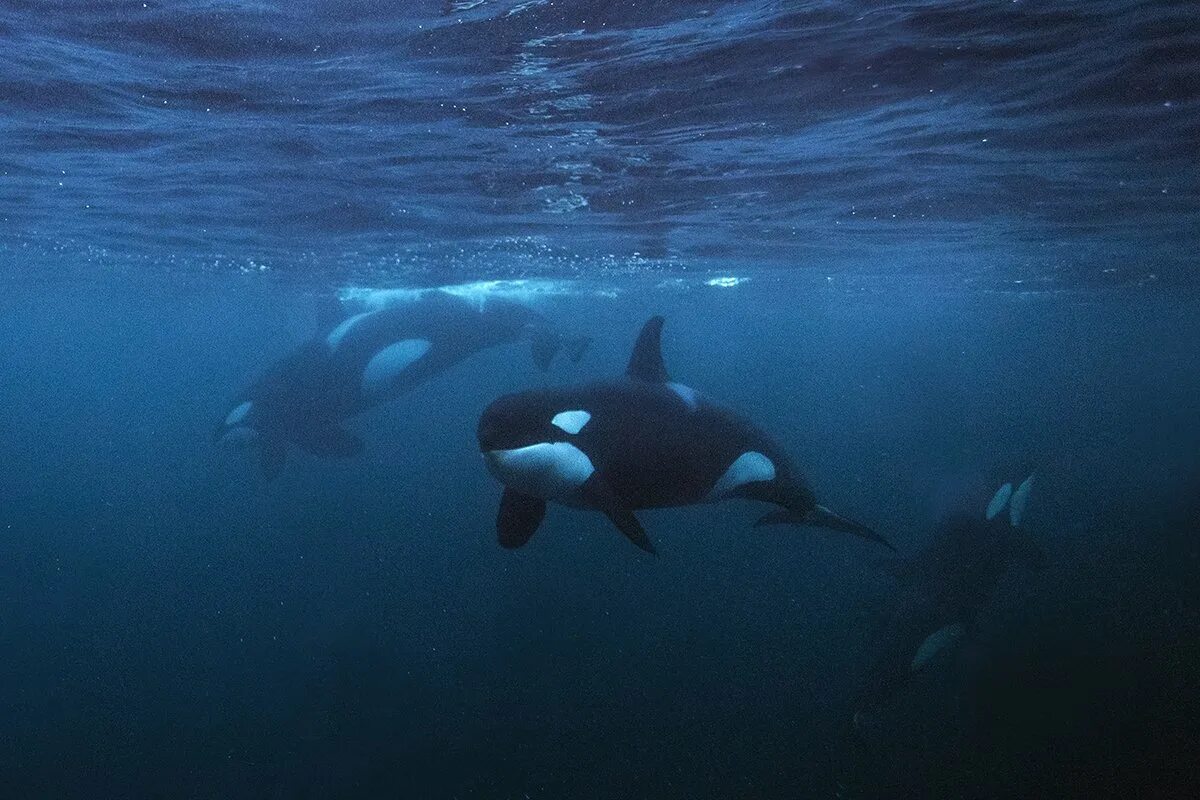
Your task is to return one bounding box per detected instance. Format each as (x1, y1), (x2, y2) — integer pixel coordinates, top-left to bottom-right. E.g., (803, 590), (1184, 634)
(497, 488), (547, 549)
(295, 423), (363, 458)
(581, 473), (657, 555)
(626, 315), (670, 382)
(755, 505), (894, 551)
(260, 437), (287, 483)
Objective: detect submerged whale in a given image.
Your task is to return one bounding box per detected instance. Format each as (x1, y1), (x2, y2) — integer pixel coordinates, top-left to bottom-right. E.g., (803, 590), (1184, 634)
(214, 290), (590, 480)
(476, 315), (890, 555)
(853, 474), (1042, 729)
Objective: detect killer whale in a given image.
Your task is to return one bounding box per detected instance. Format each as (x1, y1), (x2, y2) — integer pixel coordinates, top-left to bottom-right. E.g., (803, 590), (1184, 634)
(214, 290), (590, 480)
(476, 315), (890, 555)
(852, 473), (1042, 731)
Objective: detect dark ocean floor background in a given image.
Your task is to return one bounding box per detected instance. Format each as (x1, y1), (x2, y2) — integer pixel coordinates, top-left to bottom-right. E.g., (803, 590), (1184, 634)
(0, 269), (1197, 798)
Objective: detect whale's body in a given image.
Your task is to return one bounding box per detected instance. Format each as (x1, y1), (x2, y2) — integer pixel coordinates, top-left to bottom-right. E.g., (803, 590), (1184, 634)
(477, 316), (889, 555)
(215, 291), (589, 480)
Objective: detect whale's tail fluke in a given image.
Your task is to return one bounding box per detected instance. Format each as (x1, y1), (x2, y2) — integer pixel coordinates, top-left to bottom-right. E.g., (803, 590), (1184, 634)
(755, 505), (895, 551)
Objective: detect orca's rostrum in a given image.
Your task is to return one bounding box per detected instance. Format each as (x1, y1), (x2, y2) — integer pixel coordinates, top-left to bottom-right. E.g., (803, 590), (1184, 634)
(477, 316), (891, 555)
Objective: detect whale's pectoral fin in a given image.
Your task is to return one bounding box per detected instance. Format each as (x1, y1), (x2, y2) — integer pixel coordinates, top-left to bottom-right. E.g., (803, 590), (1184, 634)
(497, 489), (547, 549)
(605, 508), (655, 555)
(581, 474), (656, 555)
(755, 505), (895, 551)
(295, 423), (363, 459)
(260, 437), (287, 483)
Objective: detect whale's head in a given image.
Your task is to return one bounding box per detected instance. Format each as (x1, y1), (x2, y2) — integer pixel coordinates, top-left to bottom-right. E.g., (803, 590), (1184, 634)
(477, 391), (595, 501)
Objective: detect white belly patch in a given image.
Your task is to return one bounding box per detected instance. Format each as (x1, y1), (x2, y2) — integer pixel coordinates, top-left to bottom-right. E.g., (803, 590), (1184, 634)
(551, 409), (591, 434)
(484, 443), (595, 503)
(325, 311), (378, 351)
(708, 451), (776, 500)
(361, 338), (432, 395)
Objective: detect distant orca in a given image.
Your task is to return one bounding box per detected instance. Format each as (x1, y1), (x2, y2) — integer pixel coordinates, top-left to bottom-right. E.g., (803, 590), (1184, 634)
(214, 290), (590, 480)
(852, 474), (1041, 731)
(476, 315), (889, 555)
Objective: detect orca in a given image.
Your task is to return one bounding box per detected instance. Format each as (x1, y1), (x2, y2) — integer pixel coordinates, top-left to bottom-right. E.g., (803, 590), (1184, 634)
(214, 291), (590, 480)
(476, 315), (889, 555)
(852, 474), (1043, 731)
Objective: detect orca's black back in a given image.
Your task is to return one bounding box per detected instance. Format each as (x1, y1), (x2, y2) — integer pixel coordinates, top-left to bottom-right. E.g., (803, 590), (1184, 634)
(556, 379), (798, 509)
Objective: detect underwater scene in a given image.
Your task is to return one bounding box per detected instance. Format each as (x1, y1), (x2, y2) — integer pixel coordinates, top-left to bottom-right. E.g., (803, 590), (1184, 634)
(1, 1), (1198, 798)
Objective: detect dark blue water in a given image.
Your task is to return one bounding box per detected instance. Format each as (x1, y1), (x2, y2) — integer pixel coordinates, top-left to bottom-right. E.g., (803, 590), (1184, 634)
(1, 2), (1198, 798)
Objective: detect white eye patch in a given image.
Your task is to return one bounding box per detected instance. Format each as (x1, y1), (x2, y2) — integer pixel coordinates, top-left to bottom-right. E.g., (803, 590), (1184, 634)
(224, 401), (253, 427)
(551, 409), (591, 434)
(708, 451), (776, 499)
(985, 483), (1012, 521)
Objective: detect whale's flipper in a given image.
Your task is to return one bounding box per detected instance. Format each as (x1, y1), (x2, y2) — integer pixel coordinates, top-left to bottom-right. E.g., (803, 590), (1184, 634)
(497, 488), (546, 549)
(260, 437), (288, 483)
(295, 423), (363, 458)
(582, 473), (656, 554)
(626, 315), (669, 382)
(755, 505), (895, 551)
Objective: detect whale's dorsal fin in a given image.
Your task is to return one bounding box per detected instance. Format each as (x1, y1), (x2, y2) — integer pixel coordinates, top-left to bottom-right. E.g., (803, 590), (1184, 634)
(626, 315), (669, 382)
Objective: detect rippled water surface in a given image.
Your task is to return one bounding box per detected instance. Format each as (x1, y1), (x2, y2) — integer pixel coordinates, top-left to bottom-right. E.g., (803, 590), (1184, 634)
(3, 0), (1197, 281)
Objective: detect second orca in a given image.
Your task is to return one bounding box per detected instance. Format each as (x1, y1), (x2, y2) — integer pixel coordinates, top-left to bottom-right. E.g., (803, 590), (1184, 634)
(477, 315), (891, 554)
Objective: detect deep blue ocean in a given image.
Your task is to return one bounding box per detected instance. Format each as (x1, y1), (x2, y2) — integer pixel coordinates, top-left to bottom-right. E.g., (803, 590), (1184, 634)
(1, 1), (1198, 798)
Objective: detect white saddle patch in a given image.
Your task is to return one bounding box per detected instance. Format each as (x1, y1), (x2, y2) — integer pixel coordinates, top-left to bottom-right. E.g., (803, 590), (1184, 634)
(484, 443), (595, 503)
(224, 401), (253, 427)
(1009, 474), (1034, 527)
(361, 339), (432, 395)
(708, 451), (776, 500)
(551, 409), (591, 434)
(325, 310), (378, 351)
(985, 482), (1013, 521)
(911, 623), (965, 672)
(667, 382), (700, 410)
